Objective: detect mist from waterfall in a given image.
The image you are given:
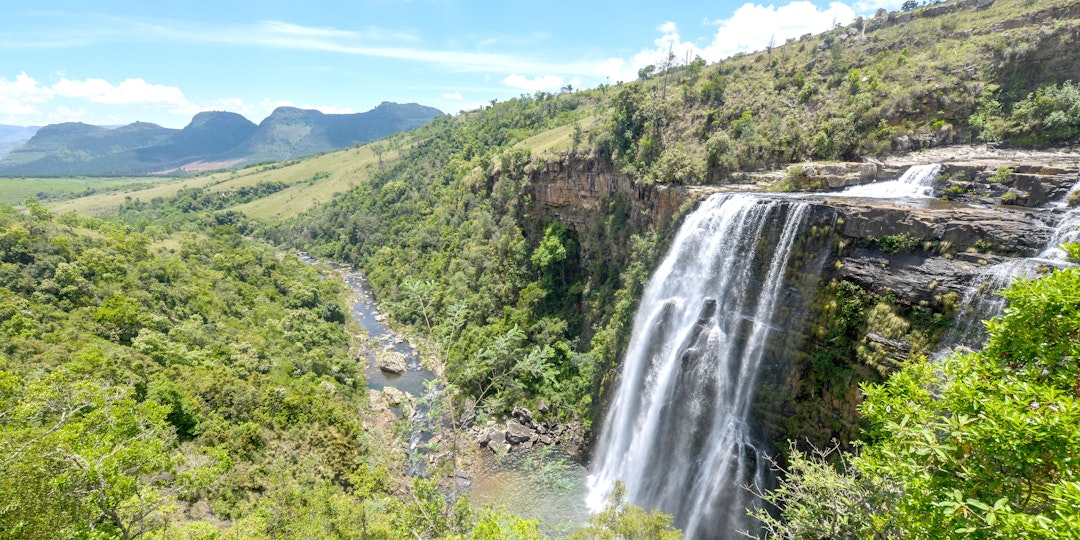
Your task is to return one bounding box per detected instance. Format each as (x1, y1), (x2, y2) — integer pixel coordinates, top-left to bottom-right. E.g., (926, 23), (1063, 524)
(586, 193), (816, 539)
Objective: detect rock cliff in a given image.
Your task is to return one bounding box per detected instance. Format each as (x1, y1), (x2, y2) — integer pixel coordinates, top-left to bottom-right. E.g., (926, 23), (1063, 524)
(525, 146), (1080, 453)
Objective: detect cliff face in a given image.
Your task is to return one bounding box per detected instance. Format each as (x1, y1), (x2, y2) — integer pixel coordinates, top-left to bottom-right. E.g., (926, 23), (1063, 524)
(526, 157), (688, 231)
(526, 147), (1080, 451)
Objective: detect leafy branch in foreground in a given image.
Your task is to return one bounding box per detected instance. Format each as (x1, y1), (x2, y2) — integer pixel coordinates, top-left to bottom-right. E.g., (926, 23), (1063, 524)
(755, 260), (1080, 539)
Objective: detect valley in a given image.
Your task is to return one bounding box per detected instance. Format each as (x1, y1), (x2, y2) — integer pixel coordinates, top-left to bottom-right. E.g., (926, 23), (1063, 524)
(3, 0), (1080, 538)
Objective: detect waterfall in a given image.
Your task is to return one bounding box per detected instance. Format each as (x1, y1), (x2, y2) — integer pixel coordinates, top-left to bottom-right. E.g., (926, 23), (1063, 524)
(942, 180), (1080, 350)
(587, 193), (816, 539)
(840, 163), (942, 198)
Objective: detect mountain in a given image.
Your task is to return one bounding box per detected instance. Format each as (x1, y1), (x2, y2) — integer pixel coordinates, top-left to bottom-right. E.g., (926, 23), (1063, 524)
(232, 102), (443, 162)
(0, 102), (442, 176)
(0, 124), (41, 159)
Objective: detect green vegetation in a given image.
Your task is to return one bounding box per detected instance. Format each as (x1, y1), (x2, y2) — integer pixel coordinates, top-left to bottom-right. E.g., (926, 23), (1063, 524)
(876, 232), (921, 254)
(0, 200), (579, 539)
(755, 259), (1080, 538)
(571, 482), (682, 540)
(5, 1), (1078, 536)
(270, 91), (672, 429)
(0, 176), (172, 206)
(973, 81), (1080, 145)
(50, 143), (389, 219)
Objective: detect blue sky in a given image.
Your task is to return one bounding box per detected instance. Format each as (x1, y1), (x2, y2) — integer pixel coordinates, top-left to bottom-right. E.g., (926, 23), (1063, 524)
(1, 0), (902, 128)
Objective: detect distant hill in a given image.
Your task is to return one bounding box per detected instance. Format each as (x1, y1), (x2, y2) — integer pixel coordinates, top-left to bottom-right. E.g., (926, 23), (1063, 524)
(0, 124), (41, 159)
(0, 102), (442, 176)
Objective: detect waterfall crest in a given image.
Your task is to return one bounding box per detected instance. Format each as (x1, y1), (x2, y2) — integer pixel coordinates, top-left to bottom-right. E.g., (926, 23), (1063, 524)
(840, 163), (942, 198)
(587, 194), (815, 539)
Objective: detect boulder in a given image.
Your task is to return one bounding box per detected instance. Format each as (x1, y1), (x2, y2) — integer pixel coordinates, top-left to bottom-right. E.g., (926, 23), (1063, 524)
(505, 419), (534, 444)
(487, 429), (506, 449)
(511, 406), (535, 427)
(475, 427), (497, 446)
(375, 350), (408, 374)
(382, 386), (408, 407)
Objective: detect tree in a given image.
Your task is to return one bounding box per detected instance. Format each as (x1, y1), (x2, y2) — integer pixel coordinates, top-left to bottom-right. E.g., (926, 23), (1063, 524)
(754, 263), (1080, 538)
(0, 370), (179, 540)
(572, 481), (682, 540)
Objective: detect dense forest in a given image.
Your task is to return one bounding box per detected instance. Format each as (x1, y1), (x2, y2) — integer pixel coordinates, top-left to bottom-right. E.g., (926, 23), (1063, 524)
(4, 0), (1080, 537)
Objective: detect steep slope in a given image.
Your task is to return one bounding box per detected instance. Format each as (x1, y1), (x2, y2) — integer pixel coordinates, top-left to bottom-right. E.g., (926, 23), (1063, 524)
(235, 102), (443, 162)
(0, 124), (39, 158)
(0, 122), (177, 176)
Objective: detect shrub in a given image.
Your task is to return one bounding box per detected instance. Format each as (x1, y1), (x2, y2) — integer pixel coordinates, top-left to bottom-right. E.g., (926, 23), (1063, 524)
(876, 233), (920, 254)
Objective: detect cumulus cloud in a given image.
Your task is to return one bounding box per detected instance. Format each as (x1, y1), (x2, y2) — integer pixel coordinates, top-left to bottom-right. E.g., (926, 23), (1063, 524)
(502, 74), (565, 92)
(52, 77), (196, 114)
(597, 1), (857, 82)
(701, 1), (856, 59)
(442, 91), (464, 100)
(0, 73), (50, 118)
(0, 72), (246, 125)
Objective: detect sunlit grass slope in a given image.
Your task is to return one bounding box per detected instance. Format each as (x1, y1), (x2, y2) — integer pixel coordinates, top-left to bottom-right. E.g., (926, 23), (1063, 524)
(48, 144), (396, 220)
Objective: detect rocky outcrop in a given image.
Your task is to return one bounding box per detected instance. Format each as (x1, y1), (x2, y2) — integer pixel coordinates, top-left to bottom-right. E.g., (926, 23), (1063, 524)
(375, 349), (408, 374)
(526, 157), (690, 231)
(746, 161), (880, 189)
(831, 201), (1053, 255)
(471, 406), (583, 455)
(936, 162), (1079, 207)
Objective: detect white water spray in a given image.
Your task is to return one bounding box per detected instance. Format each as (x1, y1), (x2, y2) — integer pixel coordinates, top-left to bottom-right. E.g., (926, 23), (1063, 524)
(587, 194), (815, 539)
(840, 163), (942, 198)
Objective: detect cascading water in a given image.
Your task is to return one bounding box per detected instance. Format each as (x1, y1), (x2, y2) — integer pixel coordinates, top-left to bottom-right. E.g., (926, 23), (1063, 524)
(587, 193), (818, 539)
(942, 179), (1080, 350)
(840, 163), (942, 198)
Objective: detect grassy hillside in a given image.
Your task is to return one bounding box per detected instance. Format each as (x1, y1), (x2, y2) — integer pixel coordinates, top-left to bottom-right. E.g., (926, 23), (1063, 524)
(0, 176), (173, 206)
(50, 143), (394, 219)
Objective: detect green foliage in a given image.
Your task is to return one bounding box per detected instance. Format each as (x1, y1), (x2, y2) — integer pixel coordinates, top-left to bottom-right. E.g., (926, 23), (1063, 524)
(269, 89), (648, 426)
(970, 81), (1080, 145)
(988, 166), (1013, 183)
(0, 369), (180, 540)
(876, 232), (920, 254)
(571, 482), (682, 540)
(0, 205), (405, 538)
(758, 265), (1080, 538)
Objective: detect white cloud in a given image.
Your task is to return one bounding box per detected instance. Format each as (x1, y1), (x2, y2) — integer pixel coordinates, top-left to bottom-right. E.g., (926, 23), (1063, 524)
(502, 74), (565, 92)
(442, 91), (464, 100)
(52, 77), (195, 113)
(594, 58), (628, 82)
(0, 73), (50, 119)
(701, 1), (856, 60)
(600, 1), (857, 83)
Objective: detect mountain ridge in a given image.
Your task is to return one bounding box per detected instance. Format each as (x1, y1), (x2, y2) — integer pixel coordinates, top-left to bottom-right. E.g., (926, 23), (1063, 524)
(0, 102), (443, 176)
